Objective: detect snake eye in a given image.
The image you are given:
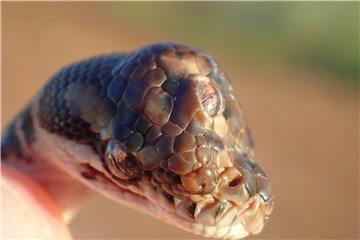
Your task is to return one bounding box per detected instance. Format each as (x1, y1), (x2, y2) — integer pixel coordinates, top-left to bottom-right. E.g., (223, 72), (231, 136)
(198, 82), (223, 117)
(104, 139), (142, 180)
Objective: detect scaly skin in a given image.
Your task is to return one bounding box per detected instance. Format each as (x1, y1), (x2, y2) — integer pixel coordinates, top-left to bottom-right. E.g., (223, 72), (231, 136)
(1, 43), (273, 239)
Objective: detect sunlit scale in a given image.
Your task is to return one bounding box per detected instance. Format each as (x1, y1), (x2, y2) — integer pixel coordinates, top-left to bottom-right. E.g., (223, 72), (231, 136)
(35, 42), (273, 239)
(100, 43), (274, 239)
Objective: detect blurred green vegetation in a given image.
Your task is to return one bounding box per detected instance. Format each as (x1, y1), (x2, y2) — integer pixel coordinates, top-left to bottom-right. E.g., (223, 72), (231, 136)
(106, 2), (359, 85)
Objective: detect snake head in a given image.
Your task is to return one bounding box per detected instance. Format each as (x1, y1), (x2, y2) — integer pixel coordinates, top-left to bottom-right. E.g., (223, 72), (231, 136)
(35, 41), (273, 238)
(98, 43), (274, 239)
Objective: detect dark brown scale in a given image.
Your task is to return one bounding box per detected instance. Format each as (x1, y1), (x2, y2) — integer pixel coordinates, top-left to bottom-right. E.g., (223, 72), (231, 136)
(162, 122), (182, 138)
(174, 131), (196, 153)
(161, 78), (179, 96)
(107, 75), (128, 103)
(170, 79), (202, 128)
(144, 68), (167, 86)
(155, 134), (175, 158)
(134, 115), (153, 134)
(122, 66), (149, 112)
(168, 152), (196, 175)
(119, 58), (138, 79)
(110, 120), (133, 141)
(139, 54), (156, 70)
(116, 102), (138, 127)
(125, 132), (144, 152)
(146, 125), (162, 143)
(138, 146), (160, 171)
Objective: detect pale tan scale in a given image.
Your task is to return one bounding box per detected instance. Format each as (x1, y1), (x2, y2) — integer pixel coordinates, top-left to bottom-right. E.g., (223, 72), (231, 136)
(195, 54), (212, 75)
(96, 100), (115, 128)
(194, 201), (221, 225)
(190, 194), (204, 203)
(202, 226), (217, 238)
(234, 196), (264, 234)
(194, 197), (216, 219)
(213, 114), (229, 137)
(213, 201), (232, 224)
(65, 83), (101, 115)
(159, 50), (200, 76)
(89, 123), (103, 133)
(217, 150), (233, 168)
(217, 206), (238, 227)
(174, 197), (196, 220)
(195, 75), (211, 83)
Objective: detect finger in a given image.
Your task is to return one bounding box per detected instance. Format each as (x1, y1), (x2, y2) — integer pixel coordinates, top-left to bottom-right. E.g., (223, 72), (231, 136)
(1, 164), (72, 239)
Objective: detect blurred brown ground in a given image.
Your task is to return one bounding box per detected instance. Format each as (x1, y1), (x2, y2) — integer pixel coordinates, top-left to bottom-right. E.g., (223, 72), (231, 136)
(2, 3), (358, 239)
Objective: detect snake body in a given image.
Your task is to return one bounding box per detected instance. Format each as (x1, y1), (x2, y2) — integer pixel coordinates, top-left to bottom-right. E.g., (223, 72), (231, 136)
(1, 43), (273, 239)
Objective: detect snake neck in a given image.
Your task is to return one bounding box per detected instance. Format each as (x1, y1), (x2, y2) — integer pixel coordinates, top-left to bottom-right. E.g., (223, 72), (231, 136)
(1, 104), (94, 220)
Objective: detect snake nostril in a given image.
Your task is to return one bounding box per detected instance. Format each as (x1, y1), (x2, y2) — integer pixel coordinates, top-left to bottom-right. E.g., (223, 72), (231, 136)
(228, 177), (242, 187)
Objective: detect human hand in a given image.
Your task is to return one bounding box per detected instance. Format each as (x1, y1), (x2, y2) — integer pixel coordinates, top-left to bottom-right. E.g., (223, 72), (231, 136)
(1, 164), (72, 239)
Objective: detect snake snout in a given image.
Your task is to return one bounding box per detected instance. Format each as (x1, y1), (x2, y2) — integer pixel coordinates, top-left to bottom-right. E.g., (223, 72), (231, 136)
(233, 153), (273, 203)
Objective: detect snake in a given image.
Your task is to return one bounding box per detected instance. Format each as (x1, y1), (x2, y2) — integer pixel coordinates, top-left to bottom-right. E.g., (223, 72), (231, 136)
(1, 43), (273, 239)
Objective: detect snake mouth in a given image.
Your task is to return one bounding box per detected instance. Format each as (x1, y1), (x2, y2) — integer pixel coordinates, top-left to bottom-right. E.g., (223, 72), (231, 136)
(95, 144), (274, 239)
(103, 171), (273, 239)
(97, 130), (274, 239)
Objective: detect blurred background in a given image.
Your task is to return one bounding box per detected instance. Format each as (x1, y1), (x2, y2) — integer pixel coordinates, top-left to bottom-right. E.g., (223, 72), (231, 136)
(2, 2), (358, 239)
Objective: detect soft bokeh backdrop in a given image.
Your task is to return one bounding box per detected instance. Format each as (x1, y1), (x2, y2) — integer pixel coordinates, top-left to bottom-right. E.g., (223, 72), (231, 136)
(2, 2), (358, 239)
